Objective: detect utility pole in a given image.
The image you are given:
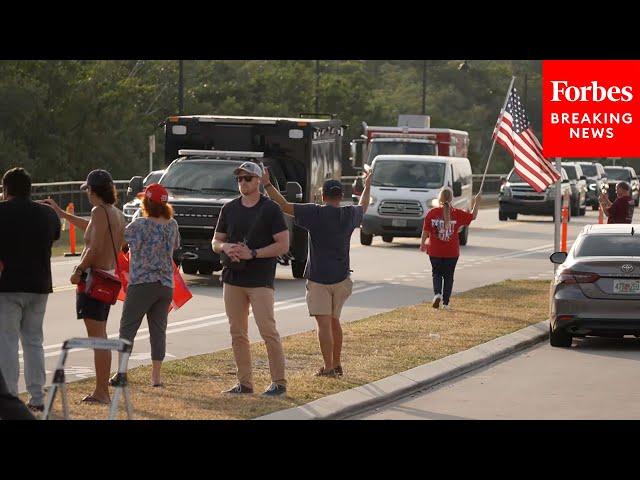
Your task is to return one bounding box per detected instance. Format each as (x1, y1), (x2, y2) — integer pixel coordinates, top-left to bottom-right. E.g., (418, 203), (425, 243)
(421, 60), (427, 115)
(315, 60), (320, 113)
(178, 60), (184, 115)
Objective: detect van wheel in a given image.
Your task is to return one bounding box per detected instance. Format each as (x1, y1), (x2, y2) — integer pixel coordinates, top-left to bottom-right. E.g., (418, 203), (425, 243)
(459, 226), (469, 246)
(549, 324), (573, 347)
(182, 260), (198, 275)
(360, 231), (373, 246)
(382, 235), (393, 243)
(499, 210), (508, 221)
(508, 213), (518, 220)
(291, 260), (306, 279)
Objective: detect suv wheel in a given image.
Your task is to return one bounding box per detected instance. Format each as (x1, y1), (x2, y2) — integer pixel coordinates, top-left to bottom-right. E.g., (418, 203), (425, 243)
(182, 260), (198, 275)
(498, 210), (508, 221)
(291, 260), (306, 279)
(198, 263), (215, 275)
(549, 324), (573, 347)
(360, 231), (374, 245)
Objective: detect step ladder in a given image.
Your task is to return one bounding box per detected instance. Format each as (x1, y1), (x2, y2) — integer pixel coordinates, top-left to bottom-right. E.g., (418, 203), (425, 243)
(42, 337), (133, 420)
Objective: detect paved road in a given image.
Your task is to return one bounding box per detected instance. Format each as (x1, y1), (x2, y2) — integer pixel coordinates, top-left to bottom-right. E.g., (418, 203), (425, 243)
(354, 337), (640, 420)
(17, 207), (609, 393)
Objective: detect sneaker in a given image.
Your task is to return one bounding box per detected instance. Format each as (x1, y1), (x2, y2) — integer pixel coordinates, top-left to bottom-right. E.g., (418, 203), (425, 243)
(334, 365), (344, 377)
(262, 383), (287, 397)
(432, 294), (442, 309)
(442, 304), (451, 310)
(314, 367), (337, 377)
(221, 383), (254, 394)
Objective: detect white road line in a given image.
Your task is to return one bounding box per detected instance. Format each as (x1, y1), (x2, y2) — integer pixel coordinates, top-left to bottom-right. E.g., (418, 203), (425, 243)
(22, 285), (383, 360)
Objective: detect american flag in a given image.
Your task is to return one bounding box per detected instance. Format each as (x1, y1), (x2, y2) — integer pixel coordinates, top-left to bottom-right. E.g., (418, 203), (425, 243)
(494, 87), (560, 192)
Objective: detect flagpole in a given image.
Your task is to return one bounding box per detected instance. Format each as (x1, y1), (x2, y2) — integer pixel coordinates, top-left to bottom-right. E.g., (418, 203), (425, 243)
(477, 76), (517, 195)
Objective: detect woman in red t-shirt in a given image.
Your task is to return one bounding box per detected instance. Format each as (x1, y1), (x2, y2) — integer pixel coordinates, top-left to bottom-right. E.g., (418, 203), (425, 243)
(420, 187), (481, 309)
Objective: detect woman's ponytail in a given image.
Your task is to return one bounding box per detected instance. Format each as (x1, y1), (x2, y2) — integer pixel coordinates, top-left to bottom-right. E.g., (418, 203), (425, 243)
(439, 187), (454, 231)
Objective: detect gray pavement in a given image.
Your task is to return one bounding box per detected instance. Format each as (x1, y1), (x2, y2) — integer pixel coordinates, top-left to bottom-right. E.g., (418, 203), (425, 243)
(18, 207), (607, 395)
(354, 336), (640, 420)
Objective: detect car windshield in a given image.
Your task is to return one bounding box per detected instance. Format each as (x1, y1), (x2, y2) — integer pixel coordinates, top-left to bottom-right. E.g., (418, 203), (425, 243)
(367, 142), (437, 165)
(563, 165), (577, 180)
(372, 160), (445, 189)
(579, 164), (597, 177)
(605, 168), (631, 181)
(160, 161), (240, 193)
(575, 235), (640, 257)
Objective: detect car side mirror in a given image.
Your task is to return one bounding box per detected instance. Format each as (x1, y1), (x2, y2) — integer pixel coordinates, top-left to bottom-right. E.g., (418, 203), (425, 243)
(285, 181), (303, 203)
(452, 181), (462, 197)
(550, 252), (568, 264)
(127, 176), (144, 199)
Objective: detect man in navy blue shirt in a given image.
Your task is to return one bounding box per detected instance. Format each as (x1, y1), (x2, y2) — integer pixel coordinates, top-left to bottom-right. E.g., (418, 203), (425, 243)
(262, 170), (372, 377)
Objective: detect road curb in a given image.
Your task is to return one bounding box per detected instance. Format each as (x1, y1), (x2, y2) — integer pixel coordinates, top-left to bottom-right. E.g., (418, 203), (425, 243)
(256, 320), (549, 420)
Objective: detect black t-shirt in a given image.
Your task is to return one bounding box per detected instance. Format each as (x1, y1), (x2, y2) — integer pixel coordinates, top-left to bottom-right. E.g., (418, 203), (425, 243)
(215, 195), (288, 289)
(0, 198), (61, 294)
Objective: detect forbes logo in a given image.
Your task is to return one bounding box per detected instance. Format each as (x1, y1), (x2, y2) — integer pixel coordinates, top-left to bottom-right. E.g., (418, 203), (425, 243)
(551, 81), (633, 102)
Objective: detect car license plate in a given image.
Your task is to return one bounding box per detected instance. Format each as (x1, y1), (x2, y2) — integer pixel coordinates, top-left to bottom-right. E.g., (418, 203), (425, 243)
(613, 279), (640, 294)
(392, 219), (407, 227)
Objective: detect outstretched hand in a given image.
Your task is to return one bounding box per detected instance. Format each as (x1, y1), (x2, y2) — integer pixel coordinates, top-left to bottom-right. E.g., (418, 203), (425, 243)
(40, 197), (64, 217)
(261, 167), (271, 187)
(363, 169), (373, 188)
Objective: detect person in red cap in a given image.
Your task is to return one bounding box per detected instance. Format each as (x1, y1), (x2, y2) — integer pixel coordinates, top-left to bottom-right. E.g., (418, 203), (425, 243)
(113, 183), (180, 387)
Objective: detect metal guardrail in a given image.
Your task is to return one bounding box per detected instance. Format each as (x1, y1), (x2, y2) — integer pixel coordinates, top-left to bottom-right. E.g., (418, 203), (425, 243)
(340, 174), (505, 197)
(0, 181), (130, 216)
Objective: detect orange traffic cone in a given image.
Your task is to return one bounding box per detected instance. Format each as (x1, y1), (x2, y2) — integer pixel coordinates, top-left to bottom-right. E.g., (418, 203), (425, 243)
(64, 203), (81, 257)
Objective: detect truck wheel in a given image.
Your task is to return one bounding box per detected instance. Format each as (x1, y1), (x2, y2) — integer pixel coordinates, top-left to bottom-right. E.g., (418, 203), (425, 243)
(360, 231), (374, 245)
(592, 204), (598, 211)
(571, 201), (579, 217)
(508, 213), (518, 220)
(182, 260), (198, 275)
(499, 210), (508, 221)
(291, 260), (306, 279)
(459, 226), (469, 246)
(198, 263), (215, 275)
(382, 235), (393, 243)
(549, 324), (573, 347)
(579, 205), (586, 216)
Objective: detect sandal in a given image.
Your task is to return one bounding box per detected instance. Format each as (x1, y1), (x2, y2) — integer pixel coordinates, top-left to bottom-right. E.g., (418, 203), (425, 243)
(152, 383), (164, 388)
(81, 394), (110, 405)
(314, 367), (337, 377)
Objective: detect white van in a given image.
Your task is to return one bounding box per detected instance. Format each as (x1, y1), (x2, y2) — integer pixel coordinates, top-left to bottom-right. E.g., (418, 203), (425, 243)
(361, 154), (474, 245)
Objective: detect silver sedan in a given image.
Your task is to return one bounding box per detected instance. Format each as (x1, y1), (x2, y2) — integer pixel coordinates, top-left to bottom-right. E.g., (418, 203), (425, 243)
(549, 224), (640, 347)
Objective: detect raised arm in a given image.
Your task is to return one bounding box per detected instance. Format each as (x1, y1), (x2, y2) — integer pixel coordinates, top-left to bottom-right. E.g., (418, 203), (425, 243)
(41, 197), (90, 231)
(261, 168), (294, 217)
(359, 170), (373, 215)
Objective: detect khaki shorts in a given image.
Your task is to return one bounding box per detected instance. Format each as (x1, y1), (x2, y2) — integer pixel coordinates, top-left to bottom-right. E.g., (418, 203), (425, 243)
(306, 277), (354, 319)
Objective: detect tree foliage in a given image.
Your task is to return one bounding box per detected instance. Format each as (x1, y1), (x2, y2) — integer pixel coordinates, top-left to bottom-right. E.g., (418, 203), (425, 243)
(0, 60), (543, 181)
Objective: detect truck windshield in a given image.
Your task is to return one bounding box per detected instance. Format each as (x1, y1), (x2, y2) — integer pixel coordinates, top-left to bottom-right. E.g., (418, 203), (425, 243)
(508, 171), (526, 183)
(161, 161), (240, 194)
(605, 168), (631, 181)
(367, 142), (437, 164)
(372, 160), (445, 189)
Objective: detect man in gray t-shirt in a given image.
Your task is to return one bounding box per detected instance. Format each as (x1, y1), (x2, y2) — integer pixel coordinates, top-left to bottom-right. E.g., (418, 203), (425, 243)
(262, 170), (372, 377)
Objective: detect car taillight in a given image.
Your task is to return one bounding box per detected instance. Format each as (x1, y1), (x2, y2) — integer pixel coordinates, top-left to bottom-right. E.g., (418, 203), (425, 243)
(557, 269), (600, 284)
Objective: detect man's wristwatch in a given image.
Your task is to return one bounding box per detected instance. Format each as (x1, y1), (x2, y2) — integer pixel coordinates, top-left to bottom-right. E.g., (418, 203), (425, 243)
(251, 249), (258, 259)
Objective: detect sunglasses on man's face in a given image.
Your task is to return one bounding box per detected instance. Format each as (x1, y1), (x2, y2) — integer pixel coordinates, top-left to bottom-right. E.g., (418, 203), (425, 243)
(236, 175), (256, 183)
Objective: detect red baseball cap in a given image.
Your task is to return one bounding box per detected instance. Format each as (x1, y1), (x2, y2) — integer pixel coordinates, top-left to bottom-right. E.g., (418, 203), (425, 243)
(137, 183), (169, 204)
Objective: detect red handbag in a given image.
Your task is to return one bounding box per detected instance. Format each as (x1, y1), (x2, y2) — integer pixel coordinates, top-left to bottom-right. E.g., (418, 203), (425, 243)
(84, 206), (122, 305)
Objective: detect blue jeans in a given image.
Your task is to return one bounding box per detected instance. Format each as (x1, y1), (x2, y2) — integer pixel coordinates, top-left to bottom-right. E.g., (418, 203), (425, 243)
(429, 257), (459, 305)
(0, 292), (49, 405)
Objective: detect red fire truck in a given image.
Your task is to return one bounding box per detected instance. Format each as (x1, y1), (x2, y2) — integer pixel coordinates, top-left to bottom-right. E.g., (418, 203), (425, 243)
(350, 115), (470, 199)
